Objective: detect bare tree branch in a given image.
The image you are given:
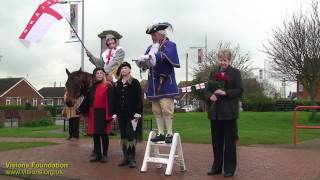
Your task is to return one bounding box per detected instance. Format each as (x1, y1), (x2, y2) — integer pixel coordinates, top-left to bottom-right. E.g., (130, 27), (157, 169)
(263, 0), (320, 108)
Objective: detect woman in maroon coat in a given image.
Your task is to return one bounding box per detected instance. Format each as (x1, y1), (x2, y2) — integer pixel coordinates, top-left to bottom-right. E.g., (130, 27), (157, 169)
(79, 67), (115, 163)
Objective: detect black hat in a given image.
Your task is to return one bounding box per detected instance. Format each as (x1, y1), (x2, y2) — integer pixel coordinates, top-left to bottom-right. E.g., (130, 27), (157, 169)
(146, 22), (173, 34)
(93, 67), (106, 76)
(116, 62), (131, 76)
(98, 30), (122, 39)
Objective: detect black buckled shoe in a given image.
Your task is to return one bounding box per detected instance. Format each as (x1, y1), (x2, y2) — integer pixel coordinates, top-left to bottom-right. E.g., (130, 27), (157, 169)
(165, 134), (173, 144)
(100, 155), (108, 163)
(151, 134), (165, 142)
(90, 155), (101, 163)
(118, 159), (129, 166)
(207, 170), (222, 175)
(224, 172), (234, 177)
(128, 160), (136, 168)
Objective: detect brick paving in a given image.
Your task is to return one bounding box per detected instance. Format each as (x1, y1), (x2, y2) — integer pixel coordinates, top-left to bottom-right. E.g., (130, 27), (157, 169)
(0, 137), (319, 180)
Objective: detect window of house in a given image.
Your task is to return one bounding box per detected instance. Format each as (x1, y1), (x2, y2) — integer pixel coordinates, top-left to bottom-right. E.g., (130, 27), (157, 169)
(32, 98), (37, 106)
(57, 98), (63, 105)
(6, 98), (11, 105)
(16, 97), (21, 105)
(44, 99), (54, 106)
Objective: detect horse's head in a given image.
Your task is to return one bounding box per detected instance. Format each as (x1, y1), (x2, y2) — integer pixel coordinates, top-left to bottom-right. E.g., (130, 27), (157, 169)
(65, 68), (92, 107)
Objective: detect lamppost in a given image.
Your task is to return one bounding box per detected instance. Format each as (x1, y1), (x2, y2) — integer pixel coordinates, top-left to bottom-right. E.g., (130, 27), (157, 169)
(60, 0), (85, 70)
(187, 33), (207, 107)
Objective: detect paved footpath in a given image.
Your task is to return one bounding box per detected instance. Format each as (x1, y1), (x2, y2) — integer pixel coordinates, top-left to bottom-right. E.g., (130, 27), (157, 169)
(0, 137), (319, 180)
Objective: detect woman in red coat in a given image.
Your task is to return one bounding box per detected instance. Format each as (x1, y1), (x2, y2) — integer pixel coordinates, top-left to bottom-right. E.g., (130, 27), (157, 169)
(79, 67), (115, 163)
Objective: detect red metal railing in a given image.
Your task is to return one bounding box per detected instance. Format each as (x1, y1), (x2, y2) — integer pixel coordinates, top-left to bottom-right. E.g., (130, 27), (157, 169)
(293, 106), (320, 145)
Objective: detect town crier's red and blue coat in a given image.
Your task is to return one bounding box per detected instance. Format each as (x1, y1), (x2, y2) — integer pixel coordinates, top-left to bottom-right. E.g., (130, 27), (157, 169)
(145, 38), (180, 99)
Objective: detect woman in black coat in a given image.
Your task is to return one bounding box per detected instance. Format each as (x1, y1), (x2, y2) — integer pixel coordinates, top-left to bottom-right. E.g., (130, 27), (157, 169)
(204, 49), (243, 177)
(113, 62), (143, 168)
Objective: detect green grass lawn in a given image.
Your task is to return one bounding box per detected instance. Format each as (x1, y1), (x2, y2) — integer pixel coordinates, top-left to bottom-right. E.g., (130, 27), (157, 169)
(144, 111), (320, 145)
(0, 125), (67, 138)
(1, 112), (320, 145)
(0, 142), (59, 151)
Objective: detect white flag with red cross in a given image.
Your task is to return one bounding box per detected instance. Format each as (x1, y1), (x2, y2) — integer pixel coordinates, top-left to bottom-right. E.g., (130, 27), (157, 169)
(19, 0), (69, 47)
(186, 86), (192, 92)
(200, 83), (206, 89)
(181, 87), (187, 93)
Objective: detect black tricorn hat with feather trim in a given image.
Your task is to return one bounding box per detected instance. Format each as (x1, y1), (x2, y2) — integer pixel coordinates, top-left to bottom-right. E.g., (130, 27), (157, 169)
(146, 22), (173, 34)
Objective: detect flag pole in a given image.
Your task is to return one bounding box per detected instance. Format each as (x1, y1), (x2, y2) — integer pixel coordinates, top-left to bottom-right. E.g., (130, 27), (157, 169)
(64, 18), (88, 52)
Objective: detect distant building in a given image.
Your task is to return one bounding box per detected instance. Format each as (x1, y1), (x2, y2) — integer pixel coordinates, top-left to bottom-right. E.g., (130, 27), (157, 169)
(38, 87), (65, 106)
(0, 78), (43, 106)
(297, 81), (320, 100)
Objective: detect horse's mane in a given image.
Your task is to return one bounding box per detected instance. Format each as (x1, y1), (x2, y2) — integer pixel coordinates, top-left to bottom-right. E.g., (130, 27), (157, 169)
(69, 70), (92, 77)
(66, 70), (93, 96)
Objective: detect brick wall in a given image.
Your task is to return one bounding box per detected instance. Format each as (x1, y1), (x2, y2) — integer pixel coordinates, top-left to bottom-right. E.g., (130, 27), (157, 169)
(0, 110), (49, 127)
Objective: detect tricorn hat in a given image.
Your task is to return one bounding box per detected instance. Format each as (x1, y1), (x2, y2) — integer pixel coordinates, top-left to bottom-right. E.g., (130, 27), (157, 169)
(146, 22), (173, 34)
(116, 61), (131, 76)
(98, 30), (122, 39)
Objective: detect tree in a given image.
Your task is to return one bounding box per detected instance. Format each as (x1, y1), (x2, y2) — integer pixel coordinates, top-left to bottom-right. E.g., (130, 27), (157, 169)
(263, 0), (320, 121)
(193, 42), (254, 81)
(192, 42), (255, 102)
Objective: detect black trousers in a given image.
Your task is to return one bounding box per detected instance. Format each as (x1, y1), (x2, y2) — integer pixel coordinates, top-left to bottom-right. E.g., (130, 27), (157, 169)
(93, 134), (109, 157)
(210, 119), (237, 173)
(119, 115), (135, 141)
(68, 117), (80, 138)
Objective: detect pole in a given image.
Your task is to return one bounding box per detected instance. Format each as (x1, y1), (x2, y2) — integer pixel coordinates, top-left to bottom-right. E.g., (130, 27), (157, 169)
(205, 32), (207, 61)
(81, 0), (84, 70)
(186, 53), (188, 105)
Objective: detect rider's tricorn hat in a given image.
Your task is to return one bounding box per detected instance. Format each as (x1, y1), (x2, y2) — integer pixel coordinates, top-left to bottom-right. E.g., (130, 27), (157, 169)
(98, 30), (122, 39)
(146, 22), (173, 34)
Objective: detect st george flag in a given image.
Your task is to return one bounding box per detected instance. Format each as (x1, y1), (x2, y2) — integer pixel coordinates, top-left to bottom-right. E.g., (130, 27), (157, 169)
(19, 0), (69, 47)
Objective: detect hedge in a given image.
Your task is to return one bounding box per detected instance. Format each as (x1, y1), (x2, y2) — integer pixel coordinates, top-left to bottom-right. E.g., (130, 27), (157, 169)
(21, 118), (54, 127)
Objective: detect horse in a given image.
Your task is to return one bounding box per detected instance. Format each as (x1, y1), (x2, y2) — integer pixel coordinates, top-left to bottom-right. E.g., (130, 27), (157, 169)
(65, 68), (93, 107)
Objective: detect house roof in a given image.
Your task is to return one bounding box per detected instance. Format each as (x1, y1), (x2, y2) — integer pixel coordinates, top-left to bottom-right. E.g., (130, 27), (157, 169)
(0, 78), (23, 96)
(38, 87), (65, 98)
(0, 77), (44, 98)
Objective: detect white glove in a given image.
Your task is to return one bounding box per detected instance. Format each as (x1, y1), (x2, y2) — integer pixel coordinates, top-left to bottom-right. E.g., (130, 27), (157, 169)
(134, 113), (141, 118)
(112, 114), (117, 119)
(148, 53), (156, 66)
(137, 55), (150, 61)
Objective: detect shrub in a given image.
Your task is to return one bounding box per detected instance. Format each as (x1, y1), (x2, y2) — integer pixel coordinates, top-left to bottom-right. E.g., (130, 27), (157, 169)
(22, 118), (54, 127)
(294, 99), (320, 106)
(243, 97), (276, 111)
(44, 106), (63, 117)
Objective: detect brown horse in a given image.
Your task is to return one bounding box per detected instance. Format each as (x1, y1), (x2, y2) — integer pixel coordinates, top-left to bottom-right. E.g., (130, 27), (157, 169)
(65, 68), (93, 107)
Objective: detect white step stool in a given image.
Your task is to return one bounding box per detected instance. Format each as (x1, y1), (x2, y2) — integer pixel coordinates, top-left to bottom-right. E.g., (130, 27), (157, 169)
(140, 131), (186, 176)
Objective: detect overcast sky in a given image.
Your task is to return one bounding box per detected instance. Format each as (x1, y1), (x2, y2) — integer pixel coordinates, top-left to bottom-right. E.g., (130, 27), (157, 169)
(0, 0), (308, 92)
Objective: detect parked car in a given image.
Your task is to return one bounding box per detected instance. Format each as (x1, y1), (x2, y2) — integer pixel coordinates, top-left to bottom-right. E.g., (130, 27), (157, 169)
(181, 105), (196, 112)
